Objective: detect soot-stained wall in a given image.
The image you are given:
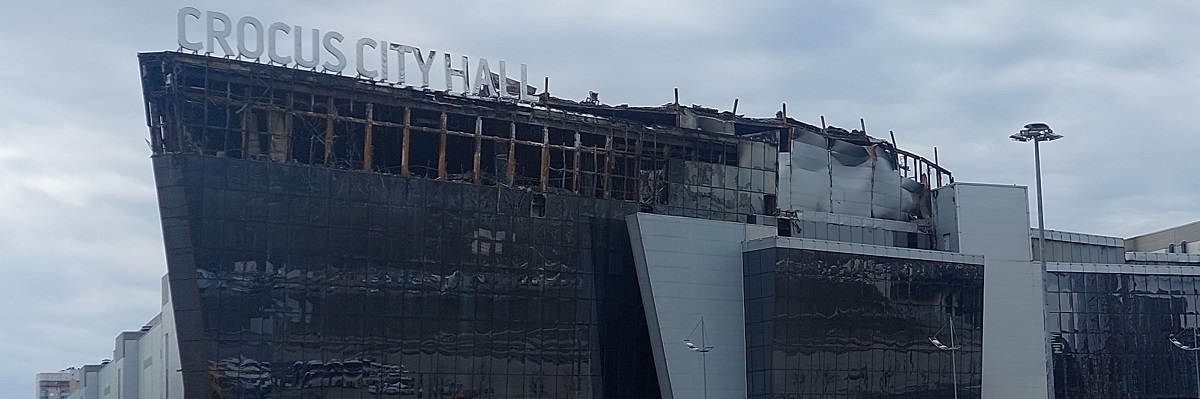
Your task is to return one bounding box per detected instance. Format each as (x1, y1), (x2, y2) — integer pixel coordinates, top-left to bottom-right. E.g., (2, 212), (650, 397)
(153, 153), (658, 399)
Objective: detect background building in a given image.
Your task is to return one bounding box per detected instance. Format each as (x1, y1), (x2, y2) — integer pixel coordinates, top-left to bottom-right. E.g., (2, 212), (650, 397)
(1125, 220), (1200, 254)
(46, 276), (183, 399)
(36, 371), (80, 399)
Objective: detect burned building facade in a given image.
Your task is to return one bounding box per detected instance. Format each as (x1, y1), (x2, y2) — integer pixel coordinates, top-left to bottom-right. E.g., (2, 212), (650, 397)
(139, 51), (981, 399)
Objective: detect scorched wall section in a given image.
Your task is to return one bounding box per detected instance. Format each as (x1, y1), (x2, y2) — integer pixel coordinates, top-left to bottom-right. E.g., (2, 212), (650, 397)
(153, 154), (657, 398)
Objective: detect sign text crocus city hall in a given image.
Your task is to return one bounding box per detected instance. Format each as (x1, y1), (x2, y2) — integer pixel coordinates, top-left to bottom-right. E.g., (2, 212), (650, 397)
(176, 7), (538, 103)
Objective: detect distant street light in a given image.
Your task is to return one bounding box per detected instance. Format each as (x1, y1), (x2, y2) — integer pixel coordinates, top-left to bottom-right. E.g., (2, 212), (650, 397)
(1011, 122), (1063, 399)
(930, 314), (962, 399)
(1168, 327), (1200, 399)
(684, 316), (714, 399)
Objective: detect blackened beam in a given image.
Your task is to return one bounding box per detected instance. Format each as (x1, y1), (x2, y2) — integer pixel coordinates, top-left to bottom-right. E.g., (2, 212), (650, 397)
(175, 90), (767, 154)
(363, 103), (374, 171)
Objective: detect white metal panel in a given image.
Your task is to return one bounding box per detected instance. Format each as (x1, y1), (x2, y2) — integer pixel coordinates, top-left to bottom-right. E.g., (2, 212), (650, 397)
(937, 183), (1049, 399)
(628, 213), (771, 399)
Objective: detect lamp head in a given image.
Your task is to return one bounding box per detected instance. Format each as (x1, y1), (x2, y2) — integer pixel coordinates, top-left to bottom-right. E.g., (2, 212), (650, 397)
(1010, 122), (1063, 142)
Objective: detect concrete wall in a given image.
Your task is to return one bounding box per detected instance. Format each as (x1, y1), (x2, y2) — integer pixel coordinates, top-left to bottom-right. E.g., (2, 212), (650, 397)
(933, 183), (1049, 398)
(627, 213), (774, 399)
(97, 358), (123, 399)
(98, 333), (141, 399)
(135, 275), (183, 399)
(1126, 220), (1200, 253)
(64, 366), (100, 399)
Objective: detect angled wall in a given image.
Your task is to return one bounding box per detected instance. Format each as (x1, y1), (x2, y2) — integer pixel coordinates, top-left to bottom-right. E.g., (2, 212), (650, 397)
(627, 213), (773, 399)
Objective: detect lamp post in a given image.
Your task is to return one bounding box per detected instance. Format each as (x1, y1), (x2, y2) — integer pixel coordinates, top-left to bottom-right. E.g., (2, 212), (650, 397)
(684, 317), (714, 399)
(1168, 327), (1200, 399)
(929, 313), (962, 399)
(1010, 122), (1063, 399)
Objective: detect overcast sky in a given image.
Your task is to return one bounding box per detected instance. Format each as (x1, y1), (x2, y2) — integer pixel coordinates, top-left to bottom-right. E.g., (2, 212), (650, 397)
(3, 0), (1198, 394)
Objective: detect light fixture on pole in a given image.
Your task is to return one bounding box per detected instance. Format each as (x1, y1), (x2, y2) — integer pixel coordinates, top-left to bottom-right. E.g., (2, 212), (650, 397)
(684, 316), (714, 399)
(929, 313), (962, 399)
(1009, 123), (1063, 267)
(1168, 327), (1200, 399)
(1011, 122), (1063, 398)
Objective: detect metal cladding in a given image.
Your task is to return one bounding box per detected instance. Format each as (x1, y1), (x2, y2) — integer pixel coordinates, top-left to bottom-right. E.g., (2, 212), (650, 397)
(778, 129), (924, 220)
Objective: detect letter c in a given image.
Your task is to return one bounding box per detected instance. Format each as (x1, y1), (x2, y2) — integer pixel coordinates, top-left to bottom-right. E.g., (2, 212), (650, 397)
(267, 22), (292, 65)
(177, 7), (203, 51)
(356, 38), (378, 78)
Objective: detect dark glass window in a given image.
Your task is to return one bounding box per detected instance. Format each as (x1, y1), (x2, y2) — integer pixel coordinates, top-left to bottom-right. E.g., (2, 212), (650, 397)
(744, 248), (983, 398)
(1050, 271), (1200, 398)
(156, 155), (658, 398)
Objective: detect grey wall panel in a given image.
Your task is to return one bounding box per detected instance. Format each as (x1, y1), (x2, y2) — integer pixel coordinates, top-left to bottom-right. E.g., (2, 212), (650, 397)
(779, 130), (925, 222)
(871, 153), (903, 220)
(829, 139), (873, 217)
(934, 183), (1048, 399)
(626, 215), (671, 399)
(627, 213), (773, 399)
(932, 186), (959, 252)
(786, 130), (832, 213)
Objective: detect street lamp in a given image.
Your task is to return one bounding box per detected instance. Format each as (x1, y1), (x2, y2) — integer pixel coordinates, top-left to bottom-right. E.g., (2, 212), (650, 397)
(684, 317), (714, 399)
(1011, 122), (1063, 399)
(1009, 123), (1063, 267)
(1168, 327), (1200, 399)
(929, 314), (962, 399)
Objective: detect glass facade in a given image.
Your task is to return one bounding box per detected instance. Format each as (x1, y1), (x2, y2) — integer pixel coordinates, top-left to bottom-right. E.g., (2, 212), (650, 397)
(1048, 271), (1200, 398)
(154, 154), (658, 398)
(744, 248), (984, 399)
(139, 51), (954, 399)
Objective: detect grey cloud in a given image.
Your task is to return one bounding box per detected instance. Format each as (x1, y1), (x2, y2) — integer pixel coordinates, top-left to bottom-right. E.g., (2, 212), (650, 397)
(3, 1), (1199, 393)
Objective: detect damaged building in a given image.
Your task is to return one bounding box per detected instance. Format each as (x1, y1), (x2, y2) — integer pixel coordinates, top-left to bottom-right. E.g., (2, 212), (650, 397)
(137, 50), (993, 399)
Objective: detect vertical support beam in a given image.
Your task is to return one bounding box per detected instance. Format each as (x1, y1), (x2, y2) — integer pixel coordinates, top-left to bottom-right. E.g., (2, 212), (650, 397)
(199, 66), (211, 155)
(323, 97), (335, 166)
(473, 116), (483, 184)
(363, 103), (374, 171)
(401, 107), (411, 177)
(438, 111), (448, 179)
(241, 107), (253, 157)
(308, 94), (320, 164)
(239, 88), (251, 158)
(572, 130), (581, 194)
(269, 91), (293, 163)
(540, 126), (550, 192)
(240, 87), (252, 158)
(634, 129), (644, 202)
(506, 122), (516, 185)
(603, 135), (613, 199)
(241, 109), (255, 158)
(663, 142), (673, 203)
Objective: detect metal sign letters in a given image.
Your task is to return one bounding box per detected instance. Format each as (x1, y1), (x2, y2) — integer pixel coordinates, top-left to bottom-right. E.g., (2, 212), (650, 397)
(177, 7), (537, 102)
